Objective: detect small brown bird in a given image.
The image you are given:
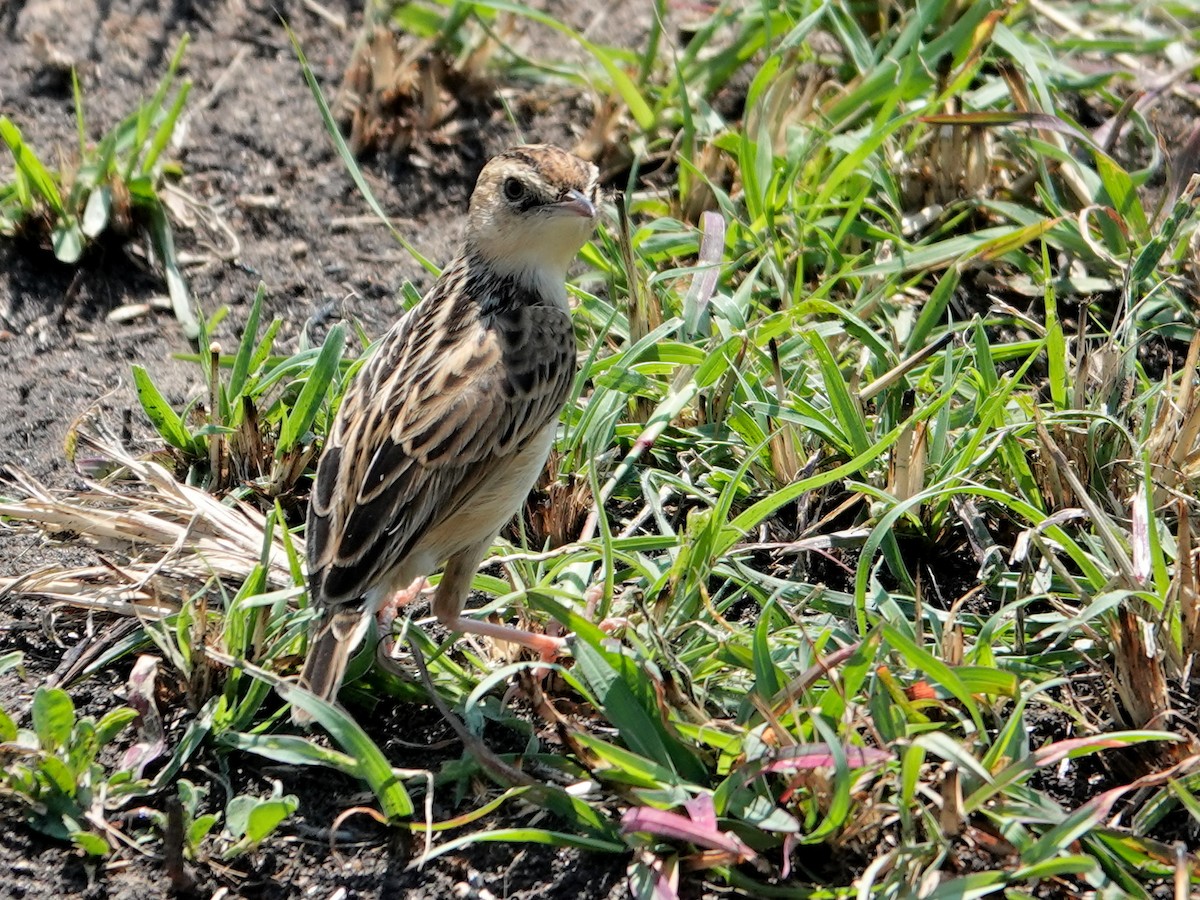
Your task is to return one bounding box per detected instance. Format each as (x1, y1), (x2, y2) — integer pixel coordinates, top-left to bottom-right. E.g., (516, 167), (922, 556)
(295, 145), (600, 721)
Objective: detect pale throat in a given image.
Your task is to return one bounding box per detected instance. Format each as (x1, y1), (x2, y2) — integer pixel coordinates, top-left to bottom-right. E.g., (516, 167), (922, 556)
(467, 218), (591, 304)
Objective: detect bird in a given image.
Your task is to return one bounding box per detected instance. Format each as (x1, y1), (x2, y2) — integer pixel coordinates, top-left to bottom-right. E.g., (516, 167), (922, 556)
(294, 145), (600, 723)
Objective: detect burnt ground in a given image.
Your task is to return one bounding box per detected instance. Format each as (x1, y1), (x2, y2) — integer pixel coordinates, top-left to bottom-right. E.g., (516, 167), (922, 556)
(0, 0), (642, 896)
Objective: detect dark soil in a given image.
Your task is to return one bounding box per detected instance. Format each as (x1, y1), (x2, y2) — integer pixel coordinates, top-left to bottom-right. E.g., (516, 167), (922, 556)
(0, 0), (644, 896)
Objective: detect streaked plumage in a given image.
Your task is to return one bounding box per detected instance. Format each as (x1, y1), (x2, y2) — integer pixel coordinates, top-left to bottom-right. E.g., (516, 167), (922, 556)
(295, 145), (600, 721)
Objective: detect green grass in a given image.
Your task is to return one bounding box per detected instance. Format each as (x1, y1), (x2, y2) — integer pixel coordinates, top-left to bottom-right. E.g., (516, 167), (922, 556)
(4, 1), (1200, 897)
(0, 38), (197, 337)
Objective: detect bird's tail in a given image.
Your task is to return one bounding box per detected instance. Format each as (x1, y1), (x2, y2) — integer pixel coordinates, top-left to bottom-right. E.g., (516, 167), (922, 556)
(291, 608), (363, 726)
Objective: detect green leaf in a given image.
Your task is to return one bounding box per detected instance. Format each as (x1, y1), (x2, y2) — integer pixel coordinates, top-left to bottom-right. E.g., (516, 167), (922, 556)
(248, 318), (284, 376)
(39, 755), (77, 795)
(95, 707), (138, 746)
(1011, 855), (1099, 881)
(1130, 179), (1199, 284)
(278, 323), (345, 452)
(1043, 245), (1067, 411)
(0, 117), (66, 215)
(32, 687), (75, 752)
(953, 667), (1019, 699)
(71, 68), (86, 157)
(751, 600), (782, 701)
(572, 639), (707, 784)
(81, 185), (112, 238)
(245, 795), (298, 843)
(51, 221), (85, 264)
(803, 330), (870, 455)
(189, 814), (219, 848)
(970, 216), (1063, 264)
(141, 79), (190, 176)
(1095, 152), (1148, 241)
(243, 659), (413, 818)
(177, 778), (205, 815)
(222, 732), (358, 772)
(228, 284), (266, 402)
(66, 718), (98, 777)
(149, 699), (215, 791)
(919, 871), (1008, 899)
(568, 730), (682, 788)
(126, 175), (157, 203)
(906, 267), (959, 354)
(223, 795), (256, 840)
(417, 828), (625, 866)
(146, 202), (198, 339)
(132, 364), (195, 453)
(71, 831), (111, 857)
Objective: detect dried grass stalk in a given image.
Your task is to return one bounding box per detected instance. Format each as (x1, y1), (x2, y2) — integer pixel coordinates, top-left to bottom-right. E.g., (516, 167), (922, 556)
(0, 433), (298, 618)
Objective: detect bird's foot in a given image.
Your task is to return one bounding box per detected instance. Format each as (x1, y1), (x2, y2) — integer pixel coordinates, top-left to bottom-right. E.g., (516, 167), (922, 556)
(378, 577), (431, 659)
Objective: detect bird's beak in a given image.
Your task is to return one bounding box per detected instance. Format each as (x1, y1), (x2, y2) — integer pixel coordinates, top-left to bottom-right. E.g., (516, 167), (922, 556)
(555, 188), (597, 219)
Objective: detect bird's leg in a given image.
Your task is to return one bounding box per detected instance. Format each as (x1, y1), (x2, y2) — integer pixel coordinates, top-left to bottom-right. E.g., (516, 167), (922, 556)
(443, 614), (566, 658)
(583, 582), (630, 636)
(433, 541), (565, 659)
(377, 576), (430, 658)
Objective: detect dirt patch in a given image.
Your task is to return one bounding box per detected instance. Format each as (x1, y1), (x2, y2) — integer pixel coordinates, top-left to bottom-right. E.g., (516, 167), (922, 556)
(0, 0), (656, 895)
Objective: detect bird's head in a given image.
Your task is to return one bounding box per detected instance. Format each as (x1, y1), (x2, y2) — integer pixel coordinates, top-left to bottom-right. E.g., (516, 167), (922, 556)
(465, 145), (600, 286)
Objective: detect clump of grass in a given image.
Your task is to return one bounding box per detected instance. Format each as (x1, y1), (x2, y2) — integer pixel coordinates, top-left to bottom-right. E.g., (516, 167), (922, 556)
(128, 286), (350, 504)
(0, 38), (197, 337)
(336, 0), (564, 157)
(337, 16), (495, 156)
(0, 658), (143, 857)
(0, 650), (304, 872)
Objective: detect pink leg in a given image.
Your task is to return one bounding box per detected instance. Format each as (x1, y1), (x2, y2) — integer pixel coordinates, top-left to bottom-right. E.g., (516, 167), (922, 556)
(377, 577), (430, 658)
(583, 583), (630, 636)
(440, 614), (566, 658)
(434, 540), (563, 662)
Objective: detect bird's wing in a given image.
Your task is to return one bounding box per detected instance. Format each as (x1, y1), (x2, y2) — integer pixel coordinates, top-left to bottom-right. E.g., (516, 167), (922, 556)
(305, 260), (575, 611)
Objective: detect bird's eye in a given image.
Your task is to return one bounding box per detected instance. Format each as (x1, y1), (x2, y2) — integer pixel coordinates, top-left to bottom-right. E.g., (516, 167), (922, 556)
(502, 177), (525, 202)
